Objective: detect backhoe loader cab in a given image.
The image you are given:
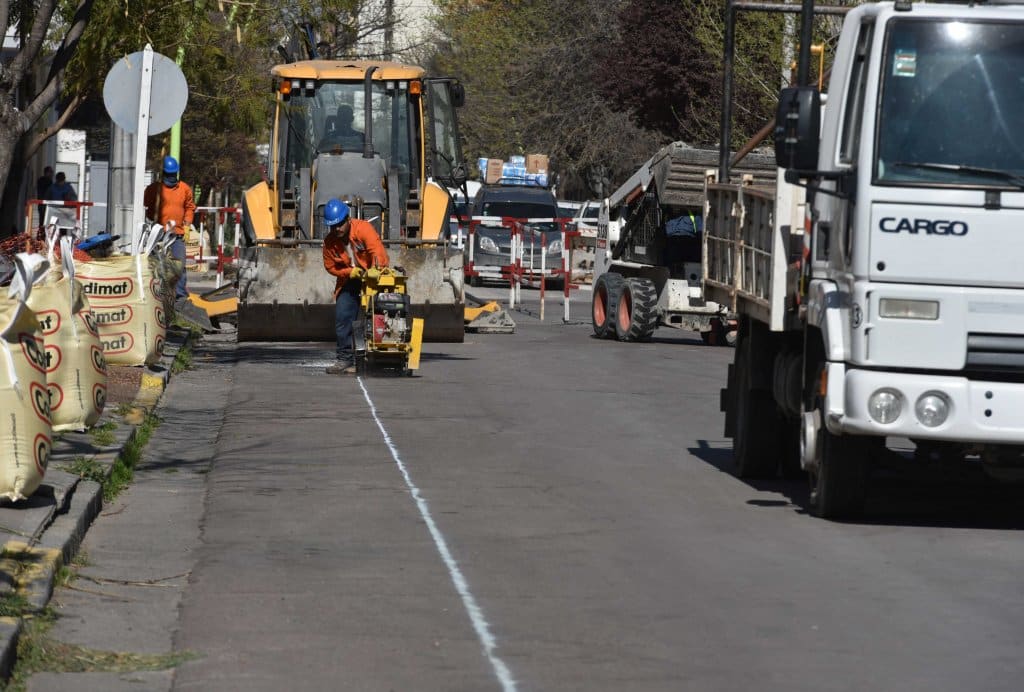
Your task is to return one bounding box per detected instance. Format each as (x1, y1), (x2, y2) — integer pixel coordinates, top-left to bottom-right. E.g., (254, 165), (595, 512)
(240, 60), (468, 342)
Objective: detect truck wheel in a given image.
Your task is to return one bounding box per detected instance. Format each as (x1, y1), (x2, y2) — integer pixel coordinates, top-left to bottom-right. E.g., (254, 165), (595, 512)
(811, 410), (869, 520)
(615, 278), (658, 342)
(732, 331), (781, 478)
(592, 272), (624, 339)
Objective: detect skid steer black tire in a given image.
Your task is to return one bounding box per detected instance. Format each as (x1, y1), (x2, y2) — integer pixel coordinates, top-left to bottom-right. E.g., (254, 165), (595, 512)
(592, 272), (624, 339)
(615, 278), (658, 342)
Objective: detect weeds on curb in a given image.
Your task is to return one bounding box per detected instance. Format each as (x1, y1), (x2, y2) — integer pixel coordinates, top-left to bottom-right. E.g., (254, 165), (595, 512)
(103, 411), (160, 503)
(170, 341), (193, 375)
(88, 421), (117, 448)
(0, 593), (32, 619)
(4, 608), (198, 691)
(59, 457), (105, 485)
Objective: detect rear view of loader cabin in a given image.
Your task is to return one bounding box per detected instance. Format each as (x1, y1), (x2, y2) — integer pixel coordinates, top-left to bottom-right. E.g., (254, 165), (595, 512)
(239, 60), (469, 342)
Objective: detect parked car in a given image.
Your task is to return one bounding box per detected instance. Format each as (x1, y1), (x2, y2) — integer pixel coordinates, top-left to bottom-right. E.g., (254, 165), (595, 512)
(572, 199), (600, 236)
(558, 200), (583, 219)
(467, 183), (563, 286)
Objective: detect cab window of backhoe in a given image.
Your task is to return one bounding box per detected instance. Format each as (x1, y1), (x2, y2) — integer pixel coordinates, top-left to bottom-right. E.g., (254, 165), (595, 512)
(426, 80), (463, 182)
(278, 99), (313, 191)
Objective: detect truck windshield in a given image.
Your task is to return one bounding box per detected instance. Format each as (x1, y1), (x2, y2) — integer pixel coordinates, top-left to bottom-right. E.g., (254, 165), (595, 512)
(876, 19), (1024, 187)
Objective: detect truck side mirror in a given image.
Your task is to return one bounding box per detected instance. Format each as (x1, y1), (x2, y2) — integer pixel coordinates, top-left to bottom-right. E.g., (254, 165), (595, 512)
(451, 82), (466, 108)
(774, 86), (820, 171)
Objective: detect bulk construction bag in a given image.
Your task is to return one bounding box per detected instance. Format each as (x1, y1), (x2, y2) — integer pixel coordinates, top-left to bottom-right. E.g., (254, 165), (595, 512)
(152, 234), (183, 320)
(27, 239), (107, 431)
(77, 252), (166, 366)
(0, 254), (52, 501)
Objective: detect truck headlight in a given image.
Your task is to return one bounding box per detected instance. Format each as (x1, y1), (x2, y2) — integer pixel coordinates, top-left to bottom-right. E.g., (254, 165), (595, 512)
(479, 236), (499, 253)
(915, 391), (950, 427)
(879, 298), (939, 320)
(868, 388), (902, 424)
(547, 239), (562, 255)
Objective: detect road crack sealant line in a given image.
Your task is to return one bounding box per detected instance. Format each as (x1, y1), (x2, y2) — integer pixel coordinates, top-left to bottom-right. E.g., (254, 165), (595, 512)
(357, 377), (517, 692)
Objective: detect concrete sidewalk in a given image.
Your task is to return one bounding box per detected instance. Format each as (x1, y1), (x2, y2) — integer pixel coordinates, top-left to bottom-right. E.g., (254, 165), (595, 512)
(0, 325), (191, 681)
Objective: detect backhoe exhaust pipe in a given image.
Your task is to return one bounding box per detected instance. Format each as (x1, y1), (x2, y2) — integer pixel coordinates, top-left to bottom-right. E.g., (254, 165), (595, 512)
(363, 66), (378, 159)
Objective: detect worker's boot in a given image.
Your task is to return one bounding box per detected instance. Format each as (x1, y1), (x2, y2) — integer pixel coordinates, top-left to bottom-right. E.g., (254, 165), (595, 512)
(325, 360), (357, 375)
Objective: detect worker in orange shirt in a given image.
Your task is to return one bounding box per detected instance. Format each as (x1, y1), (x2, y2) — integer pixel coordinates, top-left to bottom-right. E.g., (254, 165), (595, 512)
(321, 198), (389, 375)
(144, 156), (196, 300)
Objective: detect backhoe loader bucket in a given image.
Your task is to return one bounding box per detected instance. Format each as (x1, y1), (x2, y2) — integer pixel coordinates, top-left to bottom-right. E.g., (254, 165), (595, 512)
(389, 244), (465, 343)
(237, 244), (465, 343)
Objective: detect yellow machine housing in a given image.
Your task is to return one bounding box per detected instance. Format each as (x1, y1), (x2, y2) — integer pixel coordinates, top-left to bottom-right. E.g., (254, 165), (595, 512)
(239, 60), (467, 342)
(359, 267), (423, 373)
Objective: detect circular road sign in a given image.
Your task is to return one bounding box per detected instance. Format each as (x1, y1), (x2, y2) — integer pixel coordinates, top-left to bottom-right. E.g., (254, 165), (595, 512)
(102, 50), (188, 135)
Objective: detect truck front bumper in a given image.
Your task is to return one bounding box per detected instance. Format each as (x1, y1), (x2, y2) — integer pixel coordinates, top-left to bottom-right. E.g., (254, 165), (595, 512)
(828, 364), (1024, 443)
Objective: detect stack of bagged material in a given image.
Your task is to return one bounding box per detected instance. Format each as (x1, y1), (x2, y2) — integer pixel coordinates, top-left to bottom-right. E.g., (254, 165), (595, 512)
(0, 254), (53, 501)
(26, 234), (107, 431)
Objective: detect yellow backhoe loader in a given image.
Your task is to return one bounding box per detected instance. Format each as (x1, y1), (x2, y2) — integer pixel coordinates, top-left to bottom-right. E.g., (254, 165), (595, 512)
(239, 59), (468, 342)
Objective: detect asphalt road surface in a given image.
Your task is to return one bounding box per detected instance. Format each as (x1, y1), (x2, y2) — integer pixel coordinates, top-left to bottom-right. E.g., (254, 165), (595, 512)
(33, 298), (1024, 691)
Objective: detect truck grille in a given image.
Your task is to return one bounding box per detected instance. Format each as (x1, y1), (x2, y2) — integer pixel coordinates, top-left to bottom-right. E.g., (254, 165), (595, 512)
(966, 333), (1024, 374)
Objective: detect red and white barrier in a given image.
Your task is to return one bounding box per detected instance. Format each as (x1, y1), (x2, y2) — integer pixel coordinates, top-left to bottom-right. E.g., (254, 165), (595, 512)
(463, 216), (580, 320)
(193, 206), (242, 288)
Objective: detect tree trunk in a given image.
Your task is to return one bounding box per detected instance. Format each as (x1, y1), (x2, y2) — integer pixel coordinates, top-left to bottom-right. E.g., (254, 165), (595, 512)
(0, 126), (28, 238)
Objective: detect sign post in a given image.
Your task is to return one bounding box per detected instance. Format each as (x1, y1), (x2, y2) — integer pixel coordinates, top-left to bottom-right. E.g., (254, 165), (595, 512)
(130, 45), (154, 253)
(102, 45), (188, 254)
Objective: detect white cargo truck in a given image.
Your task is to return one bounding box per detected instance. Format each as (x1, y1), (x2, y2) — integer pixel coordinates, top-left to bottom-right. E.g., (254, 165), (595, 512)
(713, 0), (1024, 518)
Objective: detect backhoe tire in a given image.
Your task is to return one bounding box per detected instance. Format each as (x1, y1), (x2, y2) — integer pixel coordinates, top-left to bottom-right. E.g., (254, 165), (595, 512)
(592, 272), (624, 339)
(615, 277), (658, 342)
(731, 330), (782, 479)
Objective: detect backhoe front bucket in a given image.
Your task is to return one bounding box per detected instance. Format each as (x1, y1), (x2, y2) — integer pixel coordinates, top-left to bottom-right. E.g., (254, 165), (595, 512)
(390, 244), (465, 343)
(237, 244), (465, 342)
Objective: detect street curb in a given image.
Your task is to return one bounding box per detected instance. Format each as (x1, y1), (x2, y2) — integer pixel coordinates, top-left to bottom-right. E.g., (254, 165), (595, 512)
(0, 326), (191, 683)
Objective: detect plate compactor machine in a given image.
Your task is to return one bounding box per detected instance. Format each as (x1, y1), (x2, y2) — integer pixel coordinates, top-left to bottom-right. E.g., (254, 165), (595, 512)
(355, 266), (423, 375)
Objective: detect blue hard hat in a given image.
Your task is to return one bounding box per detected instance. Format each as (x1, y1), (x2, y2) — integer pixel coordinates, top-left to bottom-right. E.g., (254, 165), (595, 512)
(324, 198), (350, 226)
(162, 156), (180, 175)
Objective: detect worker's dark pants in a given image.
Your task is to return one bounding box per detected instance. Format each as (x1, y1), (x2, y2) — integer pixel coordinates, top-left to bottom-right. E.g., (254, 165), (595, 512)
(170, 235), (188, 299)
(335, 279), (362, 363)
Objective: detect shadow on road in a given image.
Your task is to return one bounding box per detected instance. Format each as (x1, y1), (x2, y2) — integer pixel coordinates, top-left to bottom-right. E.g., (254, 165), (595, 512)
(690, 439), (1024, 530)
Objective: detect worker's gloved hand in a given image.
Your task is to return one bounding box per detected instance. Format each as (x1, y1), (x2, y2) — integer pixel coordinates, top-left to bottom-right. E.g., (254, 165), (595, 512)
(350, 266), (364, 280)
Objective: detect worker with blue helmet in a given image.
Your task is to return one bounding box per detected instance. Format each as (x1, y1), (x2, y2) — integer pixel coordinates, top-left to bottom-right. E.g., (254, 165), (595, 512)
(143, 155), (196, 301)
(321, 198), (389, 375)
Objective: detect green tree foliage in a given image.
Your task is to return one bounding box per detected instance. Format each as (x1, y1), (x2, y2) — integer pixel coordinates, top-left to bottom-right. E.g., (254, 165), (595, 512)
(426, 0), (846, 195)
(1, 0), (370, 232)
(0, 0), (97, 233)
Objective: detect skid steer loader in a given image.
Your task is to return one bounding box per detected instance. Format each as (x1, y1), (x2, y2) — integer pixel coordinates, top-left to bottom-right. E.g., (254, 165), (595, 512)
(239, 59), (468, 342)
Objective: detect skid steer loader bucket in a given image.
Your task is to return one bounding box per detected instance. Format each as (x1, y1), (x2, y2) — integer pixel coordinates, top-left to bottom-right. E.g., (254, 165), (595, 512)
(237, 243), (465, 343)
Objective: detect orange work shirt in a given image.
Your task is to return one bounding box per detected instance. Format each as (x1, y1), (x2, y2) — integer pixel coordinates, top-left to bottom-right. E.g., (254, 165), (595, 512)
(143, 180), (196, 233)
(322, 219), (389, 298)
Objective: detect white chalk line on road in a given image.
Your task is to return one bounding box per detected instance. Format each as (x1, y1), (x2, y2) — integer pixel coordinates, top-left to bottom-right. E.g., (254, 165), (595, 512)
(357, 377), (517, 692)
